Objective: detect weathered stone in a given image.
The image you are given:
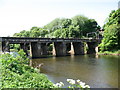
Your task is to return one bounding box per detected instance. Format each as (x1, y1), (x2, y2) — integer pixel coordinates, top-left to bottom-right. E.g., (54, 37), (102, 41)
(30, 42), (48, 58)
(87, 42), (98, 54)
(2, 41), (10, 52)
(20, 43), (29, 56)
(53, 42), (67, 56)
(0, 37), (101, 58)
(70, 42), (84, 55)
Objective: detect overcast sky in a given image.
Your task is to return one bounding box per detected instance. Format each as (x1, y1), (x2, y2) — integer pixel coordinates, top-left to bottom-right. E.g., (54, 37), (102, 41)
(0, 0), (119, 36)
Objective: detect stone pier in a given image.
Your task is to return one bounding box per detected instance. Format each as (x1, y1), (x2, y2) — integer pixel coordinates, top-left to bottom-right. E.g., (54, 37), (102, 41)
(20, 43), (29, 55)
(71, 42), (84, 55)
(87, 42), (98, 54)
(53, 42), (66, 56)
(66, 43), (71, 55)
(30, 42), (48, 58)
(2, 41), (10, 52)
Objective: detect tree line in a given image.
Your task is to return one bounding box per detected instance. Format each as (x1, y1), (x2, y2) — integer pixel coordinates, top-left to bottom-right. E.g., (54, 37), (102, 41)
(13, 9), (120, 52)
(13, 15), (100, 38)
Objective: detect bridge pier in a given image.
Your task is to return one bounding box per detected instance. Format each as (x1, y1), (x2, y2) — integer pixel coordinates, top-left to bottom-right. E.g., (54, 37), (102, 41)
(53, 42), (67, 56)
(30, 42), (48, 58)
(20, 43), (29, 55)
(70, 42), (84, 55)
(66, 43), (71, 55)
(1, 41), (10, 52)
(87, 42), (98, 54)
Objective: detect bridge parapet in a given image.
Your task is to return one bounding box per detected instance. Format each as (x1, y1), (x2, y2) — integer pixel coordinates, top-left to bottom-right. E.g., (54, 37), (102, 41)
(0, 37), (101, 44)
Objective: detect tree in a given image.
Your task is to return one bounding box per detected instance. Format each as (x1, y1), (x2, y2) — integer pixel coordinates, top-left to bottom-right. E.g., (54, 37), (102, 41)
(30, 27), (40, 37)
(72, 15), (100, 37)
(39, 28), (49, 37)
(13, 15), (100, 38)
(60, 18), (72, 28)
(44, 18), (61, 32)
(13, 30), (30, 37)
(99, 9), (120, 51)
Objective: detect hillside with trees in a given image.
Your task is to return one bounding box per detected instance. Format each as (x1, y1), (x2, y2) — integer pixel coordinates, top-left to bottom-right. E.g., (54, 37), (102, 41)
(13, 15), (100, 38)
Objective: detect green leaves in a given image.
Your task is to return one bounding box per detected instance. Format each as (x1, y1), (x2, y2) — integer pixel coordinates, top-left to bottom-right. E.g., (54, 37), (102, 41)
(0, 50), (54, 88)
(13, 15), (100, 38)
(99, 9), (120, 52)
(44, 16), (99, 38)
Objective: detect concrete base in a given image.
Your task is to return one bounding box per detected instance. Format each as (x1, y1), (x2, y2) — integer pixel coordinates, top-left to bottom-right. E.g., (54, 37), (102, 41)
(53, 42), (66, 56)
(30, 42), (48, 58)
(2, 41), (10, 52)
(20, 43), (29, 56)
(71, 42), (84, 55)
(87, 42), (98, 54)
(66, 43), (71, 55)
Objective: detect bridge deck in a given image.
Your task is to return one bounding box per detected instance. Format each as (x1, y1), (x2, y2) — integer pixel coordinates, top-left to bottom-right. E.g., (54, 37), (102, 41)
(0, 37), (101, 44)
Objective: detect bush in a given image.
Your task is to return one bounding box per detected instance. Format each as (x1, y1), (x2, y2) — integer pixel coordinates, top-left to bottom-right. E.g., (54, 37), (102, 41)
(0, 50), (90, 89)
(117, 50), (120, 54)
(0, 50), (54, 88)
(99, 9), (120, 52)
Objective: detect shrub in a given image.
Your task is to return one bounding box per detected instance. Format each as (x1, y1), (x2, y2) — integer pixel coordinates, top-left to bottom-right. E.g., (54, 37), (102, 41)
(0, 50), (54, 88)
(0, 50), (90, 89)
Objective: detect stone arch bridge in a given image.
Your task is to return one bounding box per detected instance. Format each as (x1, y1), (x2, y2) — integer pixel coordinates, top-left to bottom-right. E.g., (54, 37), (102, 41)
(0, 37), (101, 58)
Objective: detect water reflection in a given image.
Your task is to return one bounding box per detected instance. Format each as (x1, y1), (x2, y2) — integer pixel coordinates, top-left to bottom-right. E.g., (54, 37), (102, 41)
(31, 55), (119, 88)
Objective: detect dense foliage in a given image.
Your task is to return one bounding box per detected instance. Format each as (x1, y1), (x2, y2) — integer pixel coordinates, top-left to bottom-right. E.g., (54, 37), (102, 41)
(13, 27), (49, 38)
(99, 9), (120, 51)
(0, 50), (54, 88)
(13, 15), (100, 38)
(0, 50), (90, 89)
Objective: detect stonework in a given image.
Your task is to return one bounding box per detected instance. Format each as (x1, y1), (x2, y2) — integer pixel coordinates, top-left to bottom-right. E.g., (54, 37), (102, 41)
(1, 37), (101, 58)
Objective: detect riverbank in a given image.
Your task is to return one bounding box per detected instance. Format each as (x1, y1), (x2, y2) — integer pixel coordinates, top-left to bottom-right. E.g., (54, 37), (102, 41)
(97, 50), (120, 56)
(0, 50), (54, 88)
(1, 50), (91, 89)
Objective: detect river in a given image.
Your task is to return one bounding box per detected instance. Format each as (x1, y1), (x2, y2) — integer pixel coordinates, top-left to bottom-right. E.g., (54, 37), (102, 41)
(31, 54), (119, 88)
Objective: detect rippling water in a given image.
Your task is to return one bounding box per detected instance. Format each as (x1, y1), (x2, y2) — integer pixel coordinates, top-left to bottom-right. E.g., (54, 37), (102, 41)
(31, 54), (119, 88)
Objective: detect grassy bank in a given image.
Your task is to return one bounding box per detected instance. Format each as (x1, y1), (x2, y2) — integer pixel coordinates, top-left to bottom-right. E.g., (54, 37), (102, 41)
(0, 50), (54, 88)
(97, 50), (120, 56)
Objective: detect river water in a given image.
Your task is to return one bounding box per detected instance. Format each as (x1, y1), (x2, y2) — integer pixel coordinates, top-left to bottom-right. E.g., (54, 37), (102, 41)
(31, 54), (119, 88)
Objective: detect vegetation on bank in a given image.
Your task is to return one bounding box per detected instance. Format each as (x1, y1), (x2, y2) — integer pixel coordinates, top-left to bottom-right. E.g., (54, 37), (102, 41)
(0, 50), (90, 89)
(99, 9), (120, 54)
(0, 50), (54, 88)
(98, 50), (120, 55)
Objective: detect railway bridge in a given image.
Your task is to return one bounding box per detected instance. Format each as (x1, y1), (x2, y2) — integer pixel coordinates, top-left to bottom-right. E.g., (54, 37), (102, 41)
(0, 37), (101, 58)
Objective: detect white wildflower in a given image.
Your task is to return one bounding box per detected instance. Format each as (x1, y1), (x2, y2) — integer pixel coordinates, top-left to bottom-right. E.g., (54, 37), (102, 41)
(53, 82), (64, 88)
(67, 79), (75, 85)
(85, 85), (90, 88)
(76, 79), (81, 83)
(54, 83), (62, 87)
(67, 79), (72, 82)
(79, 82), (86, 88)
(59, 82), (64, 86)
(82, 85), (86, 88)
